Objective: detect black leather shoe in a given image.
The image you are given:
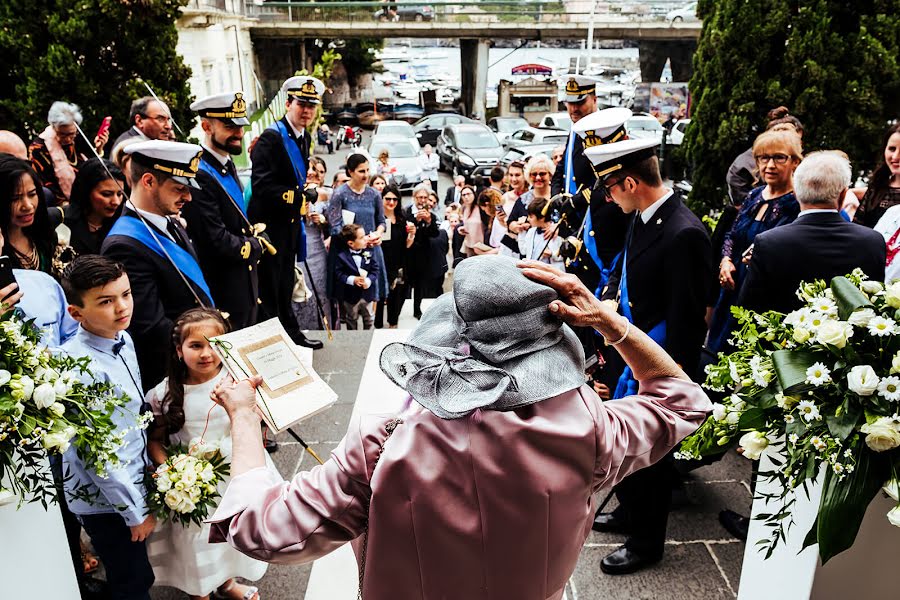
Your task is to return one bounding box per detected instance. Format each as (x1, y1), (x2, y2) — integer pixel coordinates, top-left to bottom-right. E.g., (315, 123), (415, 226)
(592, 511), (631, 534)
(718, 509), (749, 541)
(292, 331), (324, 350)
(79, 576), (110, 600)
(599, 545), (662, 575)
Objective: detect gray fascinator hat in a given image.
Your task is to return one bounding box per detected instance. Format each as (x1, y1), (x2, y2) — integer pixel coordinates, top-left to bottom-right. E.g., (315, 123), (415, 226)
(380, 255), (586, 419)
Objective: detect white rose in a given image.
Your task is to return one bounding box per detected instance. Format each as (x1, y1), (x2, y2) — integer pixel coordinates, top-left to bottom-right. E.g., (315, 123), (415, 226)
(13, 375), (34, 401)
(41, 426), (76, 454)
(32, 383), (57, 410)
(848, 365), (880, 396)
(199, 463), (215, 483)
(860, 417), (900, 452)
(891, 352), (900, 375)
(164, 489), (184, 511)
(48, 402), (65, 417)
(156, 472), (172, 493)
(0, 369), (11, 387)
(712, 403), (727, 422)
(884, 479), (900, 502)
(180, 469), (198, 488)
(848, 308), (877, 327)
(816, 320), (853, 348)
(739, 430), (770, 460)
(725, 411), (740, 425)
(0, 488), (15, 507)
(861, 280), (884, 295)
(53, 379), (68, 398)
(793, 327), (812, 343)
(887, 506), (900, 528)
(886, 282), (900, 308)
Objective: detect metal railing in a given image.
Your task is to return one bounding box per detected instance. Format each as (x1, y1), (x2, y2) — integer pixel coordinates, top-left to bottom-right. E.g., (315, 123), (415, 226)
(245, 1), (700, 26)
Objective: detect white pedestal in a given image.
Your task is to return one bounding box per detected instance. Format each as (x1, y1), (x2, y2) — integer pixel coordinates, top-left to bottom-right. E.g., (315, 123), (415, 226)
(0, 486), (80, 598)
(739, 449), (900, 600)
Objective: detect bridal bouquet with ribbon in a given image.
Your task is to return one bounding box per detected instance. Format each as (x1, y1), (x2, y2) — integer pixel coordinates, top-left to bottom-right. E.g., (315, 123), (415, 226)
(678, 269), (900, 563)
(147, 439), (229, 527)
(0, 313), (139, 508)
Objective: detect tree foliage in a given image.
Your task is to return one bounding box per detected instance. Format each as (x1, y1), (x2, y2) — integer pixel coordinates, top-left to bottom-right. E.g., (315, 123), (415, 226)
(0, 0), (193, 142)
(685, 0), (900, 214)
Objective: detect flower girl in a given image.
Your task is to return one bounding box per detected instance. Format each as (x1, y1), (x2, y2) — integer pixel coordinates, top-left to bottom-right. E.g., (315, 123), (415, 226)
(146, 308), (275, 600)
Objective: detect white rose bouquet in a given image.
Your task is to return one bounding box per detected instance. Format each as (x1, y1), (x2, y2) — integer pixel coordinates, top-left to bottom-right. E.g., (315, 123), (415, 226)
(678, 270), (900, 563)
(146, 441), (229, 527)
(0, 313), (139, 507)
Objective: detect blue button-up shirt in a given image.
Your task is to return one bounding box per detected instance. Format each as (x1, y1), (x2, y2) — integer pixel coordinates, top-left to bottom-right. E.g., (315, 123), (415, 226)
(61, 326), (149, 526)
(14, 269), (78, 348)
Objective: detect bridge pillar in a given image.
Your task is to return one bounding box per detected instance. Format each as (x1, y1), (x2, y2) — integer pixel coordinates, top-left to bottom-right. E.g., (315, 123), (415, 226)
(637, 40), (697, 82)
(460, 39), (490, 119)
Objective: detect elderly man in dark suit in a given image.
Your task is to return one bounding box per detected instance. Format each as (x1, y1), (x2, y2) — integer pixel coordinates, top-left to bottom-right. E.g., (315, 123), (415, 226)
(739, 151), (886, 314)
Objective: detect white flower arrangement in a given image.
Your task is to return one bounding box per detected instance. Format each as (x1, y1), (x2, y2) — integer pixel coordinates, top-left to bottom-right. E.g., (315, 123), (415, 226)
(680, 270), (900, 563)
(147, 442), (229, 527)
(0, 313), (137, 507)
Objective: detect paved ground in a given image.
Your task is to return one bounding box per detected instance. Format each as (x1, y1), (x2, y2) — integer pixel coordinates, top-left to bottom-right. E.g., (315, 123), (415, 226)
(151, 328), (752, 600)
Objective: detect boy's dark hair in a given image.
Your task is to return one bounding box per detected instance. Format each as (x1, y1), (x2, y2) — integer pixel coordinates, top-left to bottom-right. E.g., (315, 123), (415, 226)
(61, 255), (126, 306)
(526, 197), (549, 218)
(340, 223), (363, 243)
(489, 165), (506, 183)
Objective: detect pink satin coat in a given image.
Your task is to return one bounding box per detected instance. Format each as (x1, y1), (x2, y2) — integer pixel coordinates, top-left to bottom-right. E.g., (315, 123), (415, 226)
(209, 377), (711, 599)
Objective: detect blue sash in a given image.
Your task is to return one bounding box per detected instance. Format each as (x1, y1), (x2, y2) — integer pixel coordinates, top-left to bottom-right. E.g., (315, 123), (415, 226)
(563, 130), (577, 195)
(197, 158), (246, 217)
(613, 242), (666, 399)
(108, 215), (214, 306)
(269, 119), (307, 261)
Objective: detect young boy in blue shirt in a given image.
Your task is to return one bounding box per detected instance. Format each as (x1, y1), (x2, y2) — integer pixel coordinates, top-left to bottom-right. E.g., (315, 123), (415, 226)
(60, 255), (155, 600)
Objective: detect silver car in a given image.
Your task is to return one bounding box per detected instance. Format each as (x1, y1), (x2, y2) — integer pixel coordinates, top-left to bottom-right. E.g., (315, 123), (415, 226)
(368, 135), (424, 192)
(374, 120), (419, 145)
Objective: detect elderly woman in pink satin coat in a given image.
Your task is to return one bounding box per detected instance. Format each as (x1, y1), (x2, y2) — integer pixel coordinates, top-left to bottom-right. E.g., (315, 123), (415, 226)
(208, 255), (712, 600)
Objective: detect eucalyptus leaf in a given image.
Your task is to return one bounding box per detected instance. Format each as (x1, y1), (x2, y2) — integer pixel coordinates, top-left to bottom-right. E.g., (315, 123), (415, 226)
(831, 276), (873, 321)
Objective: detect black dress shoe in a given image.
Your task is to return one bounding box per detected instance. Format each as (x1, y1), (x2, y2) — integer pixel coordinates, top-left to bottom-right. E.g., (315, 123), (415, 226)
(592, 511), (631, 534)
(718, 509), (749, 541)
(79, 576), (110, 600)
(292, 331), (324, 350)
(600, 545), (662, 575)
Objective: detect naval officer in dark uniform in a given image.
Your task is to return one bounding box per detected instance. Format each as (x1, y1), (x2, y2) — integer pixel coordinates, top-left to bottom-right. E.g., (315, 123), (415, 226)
(102, 140), (216, 390)
(587, 138), (712, 575)
(184, 91), (262, 330)
(248, 76), (324, 350)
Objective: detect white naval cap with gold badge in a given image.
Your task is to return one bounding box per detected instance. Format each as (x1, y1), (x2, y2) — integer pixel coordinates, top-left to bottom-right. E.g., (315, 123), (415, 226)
(573, 107), (632, 149)
(190, 91), (250, 126)
(560, 74), (599, 103)
(584, 138), (660, 179)
(125, 140), (204, 189)
(281, 76), (325, 105)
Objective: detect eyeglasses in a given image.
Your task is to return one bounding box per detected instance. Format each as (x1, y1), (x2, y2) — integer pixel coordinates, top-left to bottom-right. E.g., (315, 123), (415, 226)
(531, 171), (550, 178)
(603, 177), (627, 195)
(141, 113), (171, 125)
(755, 153), (791, 165)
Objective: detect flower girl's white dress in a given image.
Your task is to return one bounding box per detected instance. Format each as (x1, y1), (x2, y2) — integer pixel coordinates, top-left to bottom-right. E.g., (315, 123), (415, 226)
(145, 371), (276, 596)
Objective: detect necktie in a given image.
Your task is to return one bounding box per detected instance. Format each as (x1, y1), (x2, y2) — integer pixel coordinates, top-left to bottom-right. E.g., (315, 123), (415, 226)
(226, 159), (243, 191)
(166, 218), (187, 250)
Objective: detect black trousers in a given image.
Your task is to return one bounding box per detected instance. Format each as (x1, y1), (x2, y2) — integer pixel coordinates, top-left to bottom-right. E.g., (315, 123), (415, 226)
(258, 251), (300, 337)
(374, 282), (408, 327)
(610, 452), (675, 557)
(412, 276), (443, 317)
(80, 513), (154, 600)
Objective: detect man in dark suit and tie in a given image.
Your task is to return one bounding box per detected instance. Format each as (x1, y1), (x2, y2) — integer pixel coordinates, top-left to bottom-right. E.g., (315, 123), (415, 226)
(102, 140), (215, 390)
(443, 175), (464, 206)
(184, 91), (263, 330)
(589, 138), (712, 574)
(739, 150), (886, 314)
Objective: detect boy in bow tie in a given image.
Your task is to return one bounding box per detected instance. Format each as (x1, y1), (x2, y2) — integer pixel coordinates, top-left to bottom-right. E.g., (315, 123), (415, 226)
(335, 224), (380, 330)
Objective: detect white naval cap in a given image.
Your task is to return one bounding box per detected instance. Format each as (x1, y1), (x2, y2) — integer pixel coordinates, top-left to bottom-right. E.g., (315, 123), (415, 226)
(572, 107), (632, 148)
(560, 75), (599, 103)
(281, 76), (325, 104)
(190, 91), (250, 126)
(584, 138), (660, 179)
(125, 140), (204, 189)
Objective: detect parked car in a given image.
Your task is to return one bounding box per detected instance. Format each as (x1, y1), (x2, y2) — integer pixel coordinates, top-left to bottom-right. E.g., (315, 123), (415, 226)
(374, 4), (434, 21)
(374, 119), (418, 141)
(625, 113), (665, 145)
(499, 143), (558, 168)
(487, 116), (529, 145)
(667, 118), (691, 145)
(436, 123), (505, 181)
(503, 127), (569, 151)
(666, 2), (698, 24)
(367, 135), (423, 192)
(413, 113), (473, 148)
(538, 112), (572, 131)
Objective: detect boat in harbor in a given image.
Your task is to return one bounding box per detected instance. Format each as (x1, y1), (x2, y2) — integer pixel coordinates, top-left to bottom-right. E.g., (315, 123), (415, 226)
(335, 104), (359, 125)
(393, 103), (425, 122)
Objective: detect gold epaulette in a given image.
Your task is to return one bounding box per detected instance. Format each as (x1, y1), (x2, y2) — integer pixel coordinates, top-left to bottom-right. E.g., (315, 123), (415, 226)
(282, 190), (294, 204)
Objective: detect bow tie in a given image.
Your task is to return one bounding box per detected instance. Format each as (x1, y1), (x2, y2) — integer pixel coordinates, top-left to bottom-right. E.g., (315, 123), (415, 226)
(112, 338), (126, 356)
(350, 250), (364, 256)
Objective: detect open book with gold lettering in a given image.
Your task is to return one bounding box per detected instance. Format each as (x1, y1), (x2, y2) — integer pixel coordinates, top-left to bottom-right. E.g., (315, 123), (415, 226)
(209, 318), (337, 433)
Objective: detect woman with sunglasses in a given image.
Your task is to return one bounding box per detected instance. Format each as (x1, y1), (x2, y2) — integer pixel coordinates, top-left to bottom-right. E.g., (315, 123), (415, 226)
(707, 130), (802, 353)
(374, 184), (416, 328)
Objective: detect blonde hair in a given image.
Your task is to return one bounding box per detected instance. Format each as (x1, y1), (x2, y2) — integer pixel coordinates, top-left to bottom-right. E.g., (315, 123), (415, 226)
(752, 130), (803, 162)
(525, 154), (555, 184)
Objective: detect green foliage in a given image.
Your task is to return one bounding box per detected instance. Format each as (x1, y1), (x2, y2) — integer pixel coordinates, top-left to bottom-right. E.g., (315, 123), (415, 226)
(685, 0), (900, 214)
(0, 0), (194, 141)
(339, 38), (385, 84)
